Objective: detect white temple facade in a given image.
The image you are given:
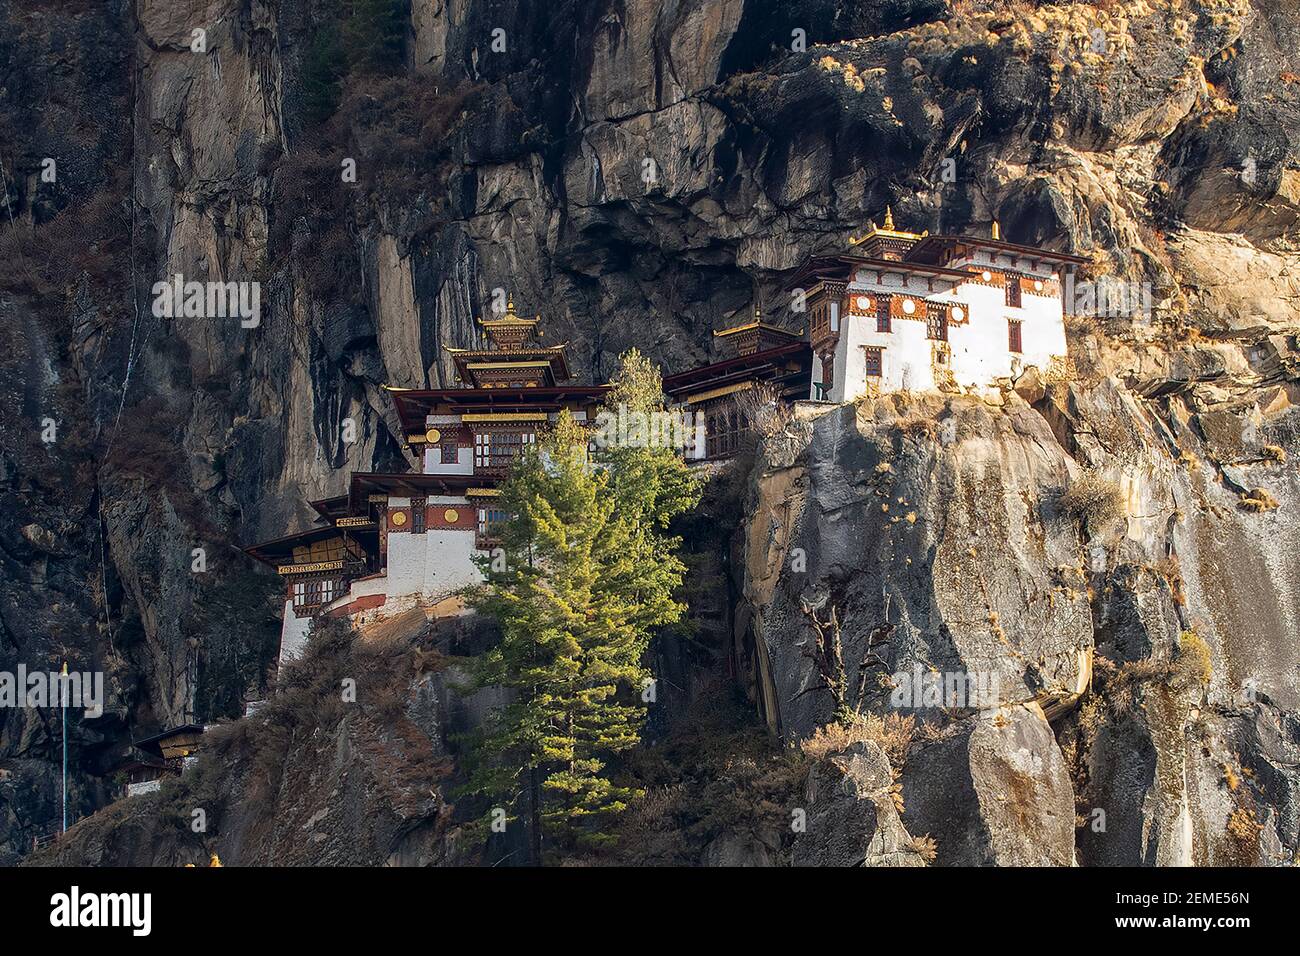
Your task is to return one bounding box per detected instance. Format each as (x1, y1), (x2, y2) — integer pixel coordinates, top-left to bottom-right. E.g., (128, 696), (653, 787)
(249, 217), (1088, 668)
(246, 303), (607, 664)
(791, 212), (1087, 402)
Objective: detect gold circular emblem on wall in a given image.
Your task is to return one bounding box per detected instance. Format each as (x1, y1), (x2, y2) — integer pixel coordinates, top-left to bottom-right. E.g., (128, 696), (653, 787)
(390, 511), (408, 527)
(444, 509), (459, 524)
(425, 428), (441, 444)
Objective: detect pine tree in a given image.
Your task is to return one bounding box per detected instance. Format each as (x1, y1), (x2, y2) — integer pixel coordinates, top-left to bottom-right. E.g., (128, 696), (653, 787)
(598, 347), (700, 532)
(464, 352), (700, 862)
(301, 0), (407, 126)
(301, 24), (346, 126)
(341, 0), (407, 74)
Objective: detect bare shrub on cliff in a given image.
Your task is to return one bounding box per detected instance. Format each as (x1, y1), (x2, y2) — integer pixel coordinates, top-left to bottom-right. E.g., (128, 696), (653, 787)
(600, 694), (806, 866)
(734, 381), (795, 464)
(895, 416), (938, 439)
(1175, 629), (1213, 688)
(911, 834), (938, 863)
(0, 186), (127, 302)
(1090, 630), (1212, 715)
(736, 381), (792, 439)
(797, 593), (895, 723)
(1056, 469), (1124, 530)
(801, 712), (915, 768)
(1239, 487), (1280, 512)
(1226, 807), (1263, 864)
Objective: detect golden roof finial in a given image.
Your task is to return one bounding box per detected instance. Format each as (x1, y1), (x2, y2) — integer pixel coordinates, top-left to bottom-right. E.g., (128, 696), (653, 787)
(848, 206), (922, 248)
(991, 220), (1001, 241)
(754, 303), (762, 320)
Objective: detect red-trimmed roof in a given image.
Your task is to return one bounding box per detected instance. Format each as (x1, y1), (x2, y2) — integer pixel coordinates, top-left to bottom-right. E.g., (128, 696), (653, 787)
(346, 471), (493, 510)
(904, 234), (1090, 266)
(114, 755), (177, 774)
(243, 522), (380, 566)
(447, 346), (572, 387)
(133, 723), (205, 751)
(783, 253), (974, 291)
(308, 495), (352, 522)
(663, 341), (812, 398)
(390, 386), (611, 431)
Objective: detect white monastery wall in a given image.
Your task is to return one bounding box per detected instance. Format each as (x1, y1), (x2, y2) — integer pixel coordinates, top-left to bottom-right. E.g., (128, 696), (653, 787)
(278, 599), (314, 665)
(424, 446), (474, 474)
(827, 253), (1069, 401)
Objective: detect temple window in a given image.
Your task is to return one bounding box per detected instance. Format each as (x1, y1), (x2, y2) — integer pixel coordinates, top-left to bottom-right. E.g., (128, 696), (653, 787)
(710, 407), (743, 457)
(476, 507), (510, 548)
(291, 576), (341, 615)
(474, 429), (536, 472)
(876, 295), (892, 332)
(704, 406), (735, 458)
(1008, 319), (1023, 353)
(863, 347), (883, 377)
(926, 305), (947, 341)
(1005, 273), (1022, 308)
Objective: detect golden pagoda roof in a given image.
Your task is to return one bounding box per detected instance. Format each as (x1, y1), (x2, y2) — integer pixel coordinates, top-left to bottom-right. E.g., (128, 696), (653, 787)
(478, 315), (541, 331)
(714, 320), (803, 338)
(472, 295), (556, 356)
(448, 296), (570, 385)
(477, 297), (542, 331)
(443, 343), (570, 355)
(713, 305), (803, 339)
(848, 206), (927, 247)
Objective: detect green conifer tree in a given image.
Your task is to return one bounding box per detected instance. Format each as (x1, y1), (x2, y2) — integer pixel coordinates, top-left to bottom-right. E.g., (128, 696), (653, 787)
(341, 0), (408, 74)
(464, 351), (700, 863)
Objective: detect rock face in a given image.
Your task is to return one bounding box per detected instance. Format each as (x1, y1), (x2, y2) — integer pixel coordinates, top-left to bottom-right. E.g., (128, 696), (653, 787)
(737, 355), (1300, 865)
(742, 396), (1093, 740)
(2, 0), (1300, 862)
(739, 393), (1090, 865)
(27, 614), (502, 867)
(794, 740), (927, 867)
(902, 704), (1075, 866)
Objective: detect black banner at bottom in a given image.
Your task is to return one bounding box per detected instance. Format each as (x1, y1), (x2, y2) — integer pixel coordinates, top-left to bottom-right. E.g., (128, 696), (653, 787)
(0, 865), (1281, 942)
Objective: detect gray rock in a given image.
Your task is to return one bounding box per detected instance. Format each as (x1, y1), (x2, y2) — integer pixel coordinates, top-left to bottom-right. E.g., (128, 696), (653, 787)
(794, 740), (926, 867)
(901, 706), (1075, 866)
(701, 830), (778, 867)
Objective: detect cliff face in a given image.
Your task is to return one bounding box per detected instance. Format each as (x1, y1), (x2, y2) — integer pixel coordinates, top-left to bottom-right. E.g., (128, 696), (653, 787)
(739, 332), (1300, 864)
(2, 0), (1298, 863)
(27, 613), (503, 867)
